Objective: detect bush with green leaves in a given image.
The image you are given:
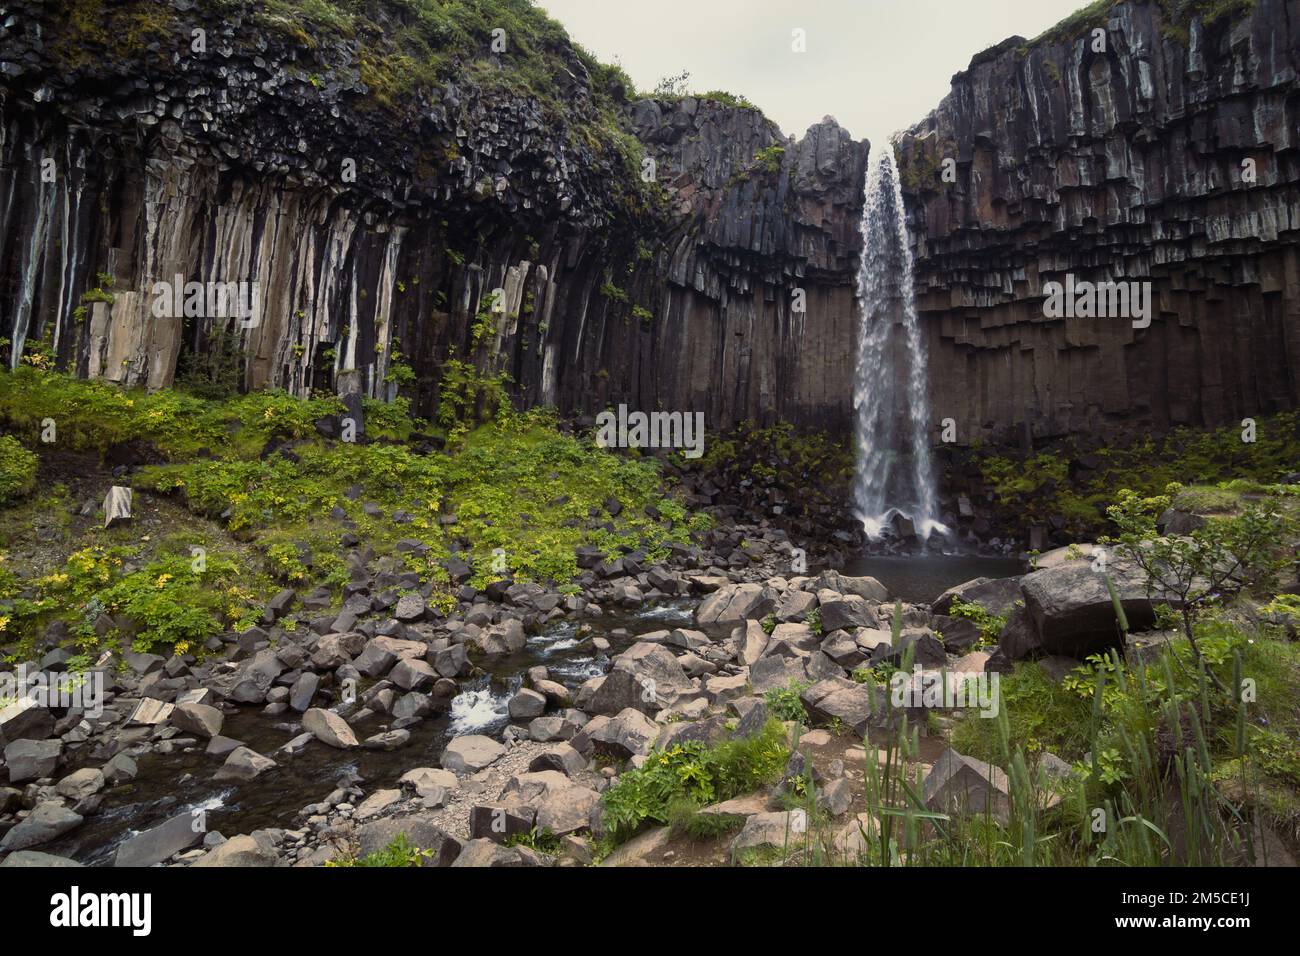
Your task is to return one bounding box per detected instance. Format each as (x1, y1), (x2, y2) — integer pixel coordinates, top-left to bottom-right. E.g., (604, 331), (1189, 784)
(946, 597), (1006, 648)
(326, 833), (429, 868)
(0, 435), (38, 506)
(763, 680), (809, 723)
(600, 719), (789, 845)
(1104, 482), (1298, 684)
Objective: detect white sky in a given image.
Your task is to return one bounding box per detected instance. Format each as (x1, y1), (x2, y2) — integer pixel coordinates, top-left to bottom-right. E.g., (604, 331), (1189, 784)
(538, 0), (1091, 143)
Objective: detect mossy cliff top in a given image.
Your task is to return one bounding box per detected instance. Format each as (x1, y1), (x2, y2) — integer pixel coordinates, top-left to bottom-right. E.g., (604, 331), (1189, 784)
(8, 0), (658, 233)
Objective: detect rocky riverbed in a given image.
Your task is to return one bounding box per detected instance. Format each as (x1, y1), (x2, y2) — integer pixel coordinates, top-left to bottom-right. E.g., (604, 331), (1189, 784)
(0, 517), (1044, 867)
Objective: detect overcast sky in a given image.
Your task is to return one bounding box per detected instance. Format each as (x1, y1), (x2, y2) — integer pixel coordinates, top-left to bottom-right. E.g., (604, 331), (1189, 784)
(538, 0), (1090, 144)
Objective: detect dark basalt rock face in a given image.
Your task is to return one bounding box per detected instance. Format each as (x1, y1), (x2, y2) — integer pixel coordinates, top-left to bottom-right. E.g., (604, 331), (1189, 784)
(895, 0), (1300, 445)
(0, 0), (868, 432)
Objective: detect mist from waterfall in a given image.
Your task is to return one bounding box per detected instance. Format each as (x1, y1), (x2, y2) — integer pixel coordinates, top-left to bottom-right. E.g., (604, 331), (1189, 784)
(852, 144), (944, 542)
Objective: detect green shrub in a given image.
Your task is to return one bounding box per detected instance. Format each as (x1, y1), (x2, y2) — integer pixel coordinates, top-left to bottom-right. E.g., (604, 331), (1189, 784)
(0, 435), (38, 506)
(763, 680), (809, 723)
(947, 598), (1006, 648)
(600, 719), (789, 845)
(327, 833), (429, 867)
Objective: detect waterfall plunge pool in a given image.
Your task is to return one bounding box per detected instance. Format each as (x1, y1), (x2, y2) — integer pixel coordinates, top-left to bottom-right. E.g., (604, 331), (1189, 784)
(840, 553), (1025, 604)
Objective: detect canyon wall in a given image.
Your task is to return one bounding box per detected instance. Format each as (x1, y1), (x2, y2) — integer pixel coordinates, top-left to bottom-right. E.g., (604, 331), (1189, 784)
(897, 0), (1300, 445)
(0, 0), (866, 433)
(3, 0), (1298, 448)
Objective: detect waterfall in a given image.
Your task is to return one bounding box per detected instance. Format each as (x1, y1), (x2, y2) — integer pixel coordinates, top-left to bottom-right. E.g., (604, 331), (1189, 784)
(852, 144), (944, 542)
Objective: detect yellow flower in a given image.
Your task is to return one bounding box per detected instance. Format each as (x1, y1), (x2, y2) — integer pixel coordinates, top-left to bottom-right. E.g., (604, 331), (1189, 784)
(0, 616), (8, 632)
(154, 573), (173, 588)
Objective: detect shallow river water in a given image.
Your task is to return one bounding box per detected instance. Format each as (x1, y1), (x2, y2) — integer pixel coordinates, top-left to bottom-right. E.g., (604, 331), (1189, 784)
(39, 557), (1022, 864)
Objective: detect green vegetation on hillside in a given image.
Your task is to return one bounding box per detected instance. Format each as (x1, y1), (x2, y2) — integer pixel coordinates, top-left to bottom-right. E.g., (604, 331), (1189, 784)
(962, 411), (1300, 539)
(0, 366), (688, 658)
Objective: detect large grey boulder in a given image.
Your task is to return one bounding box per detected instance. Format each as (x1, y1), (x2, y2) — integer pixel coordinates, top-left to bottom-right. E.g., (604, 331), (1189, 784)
(302, 708), (359, 748)
(535, 786), (601, 836)
(211, 648), (286, 704)
(0, 802), (83, 851)
(171, 702), (224, 739)
(586, 708), (659, 759)
(441, 735), (505, 774)
(214, 747), (277, 782)
(0, 850), (84, 867)
(528, 743), (587, 777)
(695, 584), (776, 628)
(729, 811), (807, 853)
(923, 748), (1011, 824)
(736, 620), (768, 665)
(55, 768), (106, 802)
(818, 596), (876, 632)
(475, 619), (526, 656)
(586, 642), (691, 716)
(355, 813), (461, 866)
(114, 811), (204, 866)
(508, 688), (547, 720)
(192, 832), (280, 867)
(749, 654), (807, 694)
(0, 698), (54, 745)
(288, 672), (320, 712)
(451, 838), (549, 867)
(812, 571), (889, 602)
(3, 738), (62, 783)
(1019, 560), (1163, 657)
(933, 575), (1023, 617)
(801, 679), (891, 736)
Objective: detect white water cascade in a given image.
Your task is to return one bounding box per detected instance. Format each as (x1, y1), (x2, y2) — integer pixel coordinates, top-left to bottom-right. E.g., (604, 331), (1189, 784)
(852, 144), (945, 542)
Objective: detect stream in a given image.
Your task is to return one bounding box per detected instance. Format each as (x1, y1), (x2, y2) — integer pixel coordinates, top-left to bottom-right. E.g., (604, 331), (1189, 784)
(39, 556), (1023, 865)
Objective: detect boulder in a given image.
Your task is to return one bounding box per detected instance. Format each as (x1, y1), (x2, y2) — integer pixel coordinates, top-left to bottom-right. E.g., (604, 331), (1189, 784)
(736, 620), (768, 665)
(288, 672), (320, 712)
(729, 811), (807, 853)
(0, 698), (54, 745)
(103, 485), (132, 528)
(528, 743), (587, 777)
(476, 619), (526, 656)
(0, 850), (84, 867)
(355, 813), (461, 866)
(695, 584), (775, 627)
(923, 748), (1011, 824)
(191, 832), (281, 867)
(113, 812), (203, 866)
(451, 839), (548, 867)
(1019, 561), (1163, 657)
(535, 786), (601, 836)
(214, 747), (277, 782)
(933, 576), (1023, 617)
(819, 596), (876, 632)
(812, 571), (889, 602)
(55, 768), (106, 802)
(508, 688), (547, 720)
(3, 738), (62, 783)
(587, 708), (659, 759)
(302, 708), (360, 749)
(171, 702), (224, 739)
(441, 735), (506, 774)
(0, 802), (83, 851)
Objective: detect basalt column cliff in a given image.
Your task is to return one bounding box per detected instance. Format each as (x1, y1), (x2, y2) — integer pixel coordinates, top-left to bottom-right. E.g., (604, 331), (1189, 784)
(896, 0), (1300, 445)
(0, 0), (866, 433)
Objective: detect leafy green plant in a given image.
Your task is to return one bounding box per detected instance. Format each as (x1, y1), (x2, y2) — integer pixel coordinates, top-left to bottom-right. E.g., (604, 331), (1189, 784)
(764, 680), (809, 723)
(947, 598), (1006, 648)
(1105, 483), (1297, 685)
(0, 435), (38, 506)
(327, 833), (429, 867)
(600, 719), (788, 845)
